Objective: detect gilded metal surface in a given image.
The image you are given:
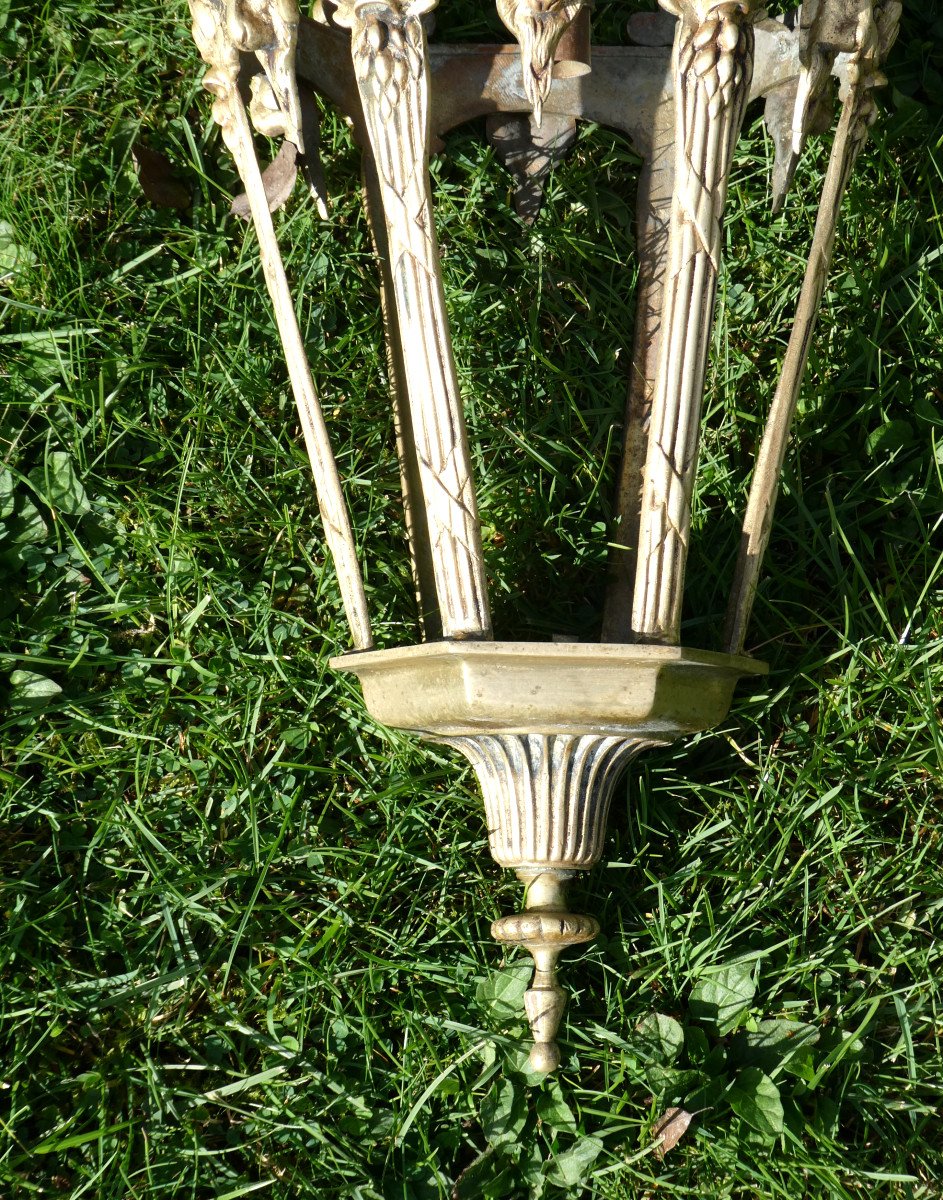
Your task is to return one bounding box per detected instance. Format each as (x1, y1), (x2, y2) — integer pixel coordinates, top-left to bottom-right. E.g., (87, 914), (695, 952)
(493, 871), (600, 1073)
(631, 0), (755, 644)
(187, 0), (372, 649)
(331, 640), (766, 736)
(440, 734), (654, 869)
(188, 1), (894, 1071)
(333, 640), (763, 1068)
(335, 0), (493, 640)
(724, 0), (901, 653)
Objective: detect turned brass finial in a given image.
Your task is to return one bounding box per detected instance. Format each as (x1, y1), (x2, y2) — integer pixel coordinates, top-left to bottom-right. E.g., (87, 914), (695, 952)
(491, 871), (598, 1072)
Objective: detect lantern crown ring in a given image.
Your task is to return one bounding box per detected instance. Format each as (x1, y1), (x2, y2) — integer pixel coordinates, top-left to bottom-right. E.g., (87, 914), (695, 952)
(186, 0), (900, 1070)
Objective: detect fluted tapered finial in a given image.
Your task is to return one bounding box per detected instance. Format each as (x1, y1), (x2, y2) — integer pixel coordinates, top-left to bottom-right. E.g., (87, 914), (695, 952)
(492, 871), (598, 1072)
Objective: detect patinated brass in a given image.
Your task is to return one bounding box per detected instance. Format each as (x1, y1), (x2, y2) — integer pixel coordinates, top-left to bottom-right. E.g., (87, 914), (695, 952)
(185, 0), (899, 1071)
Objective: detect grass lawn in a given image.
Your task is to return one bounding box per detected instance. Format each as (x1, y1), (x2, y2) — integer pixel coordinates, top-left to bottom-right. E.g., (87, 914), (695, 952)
(2, 1), (942, 1196)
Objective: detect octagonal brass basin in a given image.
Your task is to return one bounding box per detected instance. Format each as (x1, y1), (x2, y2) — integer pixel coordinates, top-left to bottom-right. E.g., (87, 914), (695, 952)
(331, 640), (767, 738)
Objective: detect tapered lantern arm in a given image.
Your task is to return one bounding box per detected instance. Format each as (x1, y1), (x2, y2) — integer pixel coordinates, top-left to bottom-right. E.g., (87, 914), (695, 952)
(631, 0), (756, 645)
(187, 0), (373, 650)
(724, 0), (901, 654)
(334, 0), (493, 641)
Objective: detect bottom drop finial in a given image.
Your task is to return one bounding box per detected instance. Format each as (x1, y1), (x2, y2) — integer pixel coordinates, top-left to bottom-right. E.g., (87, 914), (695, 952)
(491, 871), (598, 1072)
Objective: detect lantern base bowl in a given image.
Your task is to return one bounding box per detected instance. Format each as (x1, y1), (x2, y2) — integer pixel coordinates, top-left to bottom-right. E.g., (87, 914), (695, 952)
(332, 639), (767, 1070)
(331, 639), (767, 738)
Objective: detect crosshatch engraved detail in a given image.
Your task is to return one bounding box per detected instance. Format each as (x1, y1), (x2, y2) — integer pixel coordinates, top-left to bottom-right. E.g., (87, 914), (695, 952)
(335, 0), (493, 640)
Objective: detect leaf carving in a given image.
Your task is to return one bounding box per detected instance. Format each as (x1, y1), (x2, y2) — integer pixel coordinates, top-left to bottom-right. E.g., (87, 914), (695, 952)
(230, 139), (298, 219)
(496, 0), (586, 126)
(334, 0), (492, 639)
(633, 0), (755, 642)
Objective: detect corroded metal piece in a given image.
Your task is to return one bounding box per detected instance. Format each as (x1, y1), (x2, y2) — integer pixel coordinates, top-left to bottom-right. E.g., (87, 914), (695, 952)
(294, 14), (820, 152)
(188, 1), (895, 1071)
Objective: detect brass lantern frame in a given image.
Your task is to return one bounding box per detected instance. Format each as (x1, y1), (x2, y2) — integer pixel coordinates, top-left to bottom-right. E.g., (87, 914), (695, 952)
(185, 0), (900, 1071)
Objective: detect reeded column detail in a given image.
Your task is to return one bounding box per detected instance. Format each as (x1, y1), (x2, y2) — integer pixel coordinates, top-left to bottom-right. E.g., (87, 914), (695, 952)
(335, 0), (492, 639)
(632, 0), (754, 642)
(441, 733), (650, 869)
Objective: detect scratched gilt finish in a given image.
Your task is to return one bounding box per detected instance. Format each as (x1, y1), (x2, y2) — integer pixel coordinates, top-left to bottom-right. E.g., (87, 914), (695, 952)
(439, 733), (654, 1071)
(185, 1), (897, 1072)
(332, 637), (767, 1069)
(631, 0), (755, 643)
(442, 735), (650, 871)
